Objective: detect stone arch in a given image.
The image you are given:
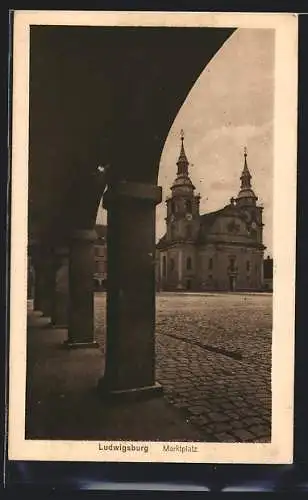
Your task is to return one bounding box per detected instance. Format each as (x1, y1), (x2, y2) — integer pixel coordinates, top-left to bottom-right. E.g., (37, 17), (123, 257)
(28, 25), (235, 396)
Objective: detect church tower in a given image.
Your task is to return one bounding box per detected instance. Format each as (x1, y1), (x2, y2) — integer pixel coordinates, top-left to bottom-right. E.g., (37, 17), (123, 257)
(165, 130), (200, 243)
(235, 147), (263, 245)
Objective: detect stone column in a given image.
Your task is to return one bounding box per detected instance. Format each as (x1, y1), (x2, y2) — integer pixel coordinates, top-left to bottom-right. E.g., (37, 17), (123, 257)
(98, 181), (163, 399)
(52, 246), (69, 328)
(65, 229), (99, 348)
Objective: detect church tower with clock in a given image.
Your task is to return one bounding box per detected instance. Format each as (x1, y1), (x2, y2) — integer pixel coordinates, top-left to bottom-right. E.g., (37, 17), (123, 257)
(166, 130), (200, 244)
(157, 134), (266, 292)
(163, 130), (201, 290)
(235, 147), (264, 247)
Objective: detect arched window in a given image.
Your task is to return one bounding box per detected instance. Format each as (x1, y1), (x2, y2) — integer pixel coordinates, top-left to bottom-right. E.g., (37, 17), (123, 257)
(186, 199), (192, 213)
(209, 258), (213, 270)
(246, 260), (250, 272)
(170, 258), (175, 272)
(162, 256), (166, 277)
(186, 256), (192, 270)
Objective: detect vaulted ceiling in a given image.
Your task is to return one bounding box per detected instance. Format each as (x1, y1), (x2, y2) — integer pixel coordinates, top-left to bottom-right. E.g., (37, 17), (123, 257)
(28, 25), (234, 244)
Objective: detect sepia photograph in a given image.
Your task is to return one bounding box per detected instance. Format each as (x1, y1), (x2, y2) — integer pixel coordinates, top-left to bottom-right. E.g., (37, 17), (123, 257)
(8, 11), (297, 463)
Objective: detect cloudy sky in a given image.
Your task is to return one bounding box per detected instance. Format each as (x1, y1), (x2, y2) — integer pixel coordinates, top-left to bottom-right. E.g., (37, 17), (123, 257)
(97, 28), (274, 256)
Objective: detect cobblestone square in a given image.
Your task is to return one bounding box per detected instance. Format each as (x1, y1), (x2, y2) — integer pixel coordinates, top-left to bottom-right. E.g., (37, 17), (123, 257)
(95, 291), (272, 442)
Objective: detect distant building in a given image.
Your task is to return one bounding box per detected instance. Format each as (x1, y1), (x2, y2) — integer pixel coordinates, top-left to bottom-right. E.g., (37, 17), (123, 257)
(156, 132), (266, 292)
(94, 224), (107, 290)
(263, 256), (273, 291)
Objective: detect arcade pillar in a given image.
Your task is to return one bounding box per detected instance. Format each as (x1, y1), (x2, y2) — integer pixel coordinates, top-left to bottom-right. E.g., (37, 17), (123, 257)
(98, 181), (163, 399)
(65, 229), (98, 348)
(52, 246), (69, 328)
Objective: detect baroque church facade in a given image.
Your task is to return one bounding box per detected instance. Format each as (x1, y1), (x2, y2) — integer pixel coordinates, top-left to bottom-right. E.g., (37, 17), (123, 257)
(156, 133), (266, 292)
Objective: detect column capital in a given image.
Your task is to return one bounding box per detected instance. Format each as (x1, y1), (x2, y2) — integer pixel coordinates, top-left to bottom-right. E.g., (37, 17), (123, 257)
(70, 229), (97, 242)
(103, 181), (162, 209)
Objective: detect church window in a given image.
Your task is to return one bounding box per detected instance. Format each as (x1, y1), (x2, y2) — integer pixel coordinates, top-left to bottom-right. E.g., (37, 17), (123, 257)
(170, 258), (175, 272)
(246, 261), (250, 272)
(162, 256), (166, 277)
(186, 199), (192, 213)
(186, 256), (192, 270)
(229, 256), (236, 272)
(209, 258), (213, 270)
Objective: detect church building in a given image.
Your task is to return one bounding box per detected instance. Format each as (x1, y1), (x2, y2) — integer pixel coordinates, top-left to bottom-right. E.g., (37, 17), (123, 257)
(156, 132), (266, 292)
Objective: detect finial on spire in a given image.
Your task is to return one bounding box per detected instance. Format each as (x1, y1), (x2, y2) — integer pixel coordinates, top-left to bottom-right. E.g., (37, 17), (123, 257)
(180, 129), (184, 140)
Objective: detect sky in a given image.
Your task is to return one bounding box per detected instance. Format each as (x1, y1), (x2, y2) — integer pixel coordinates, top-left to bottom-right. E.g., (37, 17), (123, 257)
(97, 28), (274, 256)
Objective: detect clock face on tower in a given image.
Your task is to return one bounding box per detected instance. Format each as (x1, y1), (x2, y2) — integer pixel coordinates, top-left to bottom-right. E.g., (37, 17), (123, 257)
(251, 221), (257, 230)
(186, 213), (193, 221)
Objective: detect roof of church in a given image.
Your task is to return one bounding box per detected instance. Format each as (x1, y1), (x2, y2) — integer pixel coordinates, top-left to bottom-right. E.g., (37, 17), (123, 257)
(156, 145), (263, 250)
(200, 203), (244, 226)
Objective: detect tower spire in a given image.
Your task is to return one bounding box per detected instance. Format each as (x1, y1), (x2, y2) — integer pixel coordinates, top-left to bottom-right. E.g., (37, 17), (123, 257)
(176, 129), (189, 176)
(240, 146), (252, 189)
(236, 146), (257, 206)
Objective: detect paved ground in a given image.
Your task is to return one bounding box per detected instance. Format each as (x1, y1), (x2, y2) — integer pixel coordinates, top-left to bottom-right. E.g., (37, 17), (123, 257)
(25, 292), (272, 443)
(95, 292), (272, 442)
(26, 311), (202, 442)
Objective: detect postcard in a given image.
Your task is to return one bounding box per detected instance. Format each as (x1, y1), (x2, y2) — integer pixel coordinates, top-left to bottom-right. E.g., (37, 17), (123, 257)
(8, 10), (297, 463)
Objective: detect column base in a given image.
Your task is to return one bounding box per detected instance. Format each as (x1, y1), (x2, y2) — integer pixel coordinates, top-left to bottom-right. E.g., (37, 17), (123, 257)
(62, 340), (100, 349)
(52, 324), (68, 329)
(97, 379), (163, 402)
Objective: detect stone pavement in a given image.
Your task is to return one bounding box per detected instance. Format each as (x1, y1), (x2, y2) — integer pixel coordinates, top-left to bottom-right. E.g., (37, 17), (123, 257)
(25, 292), (272, 443)
(25, 313), (203, 442)
(95, 292), (272, 443)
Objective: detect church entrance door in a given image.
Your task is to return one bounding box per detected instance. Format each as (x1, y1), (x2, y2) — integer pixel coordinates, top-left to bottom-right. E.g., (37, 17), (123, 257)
(229, 276), (236, 292)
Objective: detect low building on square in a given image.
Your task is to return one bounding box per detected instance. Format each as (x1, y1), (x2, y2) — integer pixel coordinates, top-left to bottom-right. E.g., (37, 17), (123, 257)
(156, 132), (266, 292)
